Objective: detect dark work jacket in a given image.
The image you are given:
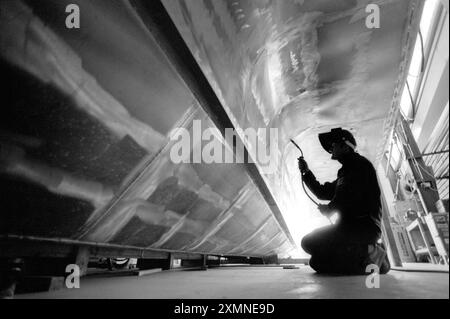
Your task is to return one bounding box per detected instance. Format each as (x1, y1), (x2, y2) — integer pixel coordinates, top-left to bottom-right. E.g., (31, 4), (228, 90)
(302, 152), (382, 242)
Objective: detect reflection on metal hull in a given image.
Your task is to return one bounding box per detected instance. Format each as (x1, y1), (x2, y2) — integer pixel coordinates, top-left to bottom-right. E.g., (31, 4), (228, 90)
(0, 0), (415, 259)
(0, 0), (297, 259)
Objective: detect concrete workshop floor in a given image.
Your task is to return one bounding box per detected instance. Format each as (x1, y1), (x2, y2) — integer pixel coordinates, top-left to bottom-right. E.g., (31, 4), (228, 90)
(17, 266), (449, 299)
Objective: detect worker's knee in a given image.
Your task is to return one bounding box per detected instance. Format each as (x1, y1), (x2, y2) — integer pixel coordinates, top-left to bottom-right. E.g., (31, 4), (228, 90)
(302, 226), (337, 255)
(301, 234), (314, 255)
(308, 256), (328, 274)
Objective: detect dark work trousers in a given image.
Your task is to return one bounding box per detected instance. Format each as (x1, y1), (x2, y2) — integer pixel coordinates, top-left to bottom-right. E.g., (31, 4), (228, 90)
(301, 223), (380, 275)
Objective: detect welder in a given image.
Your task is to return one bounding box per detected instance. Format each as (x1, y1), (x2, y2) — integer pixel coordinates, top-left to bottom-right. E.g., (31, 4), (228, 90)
(298, 128), (390, 275)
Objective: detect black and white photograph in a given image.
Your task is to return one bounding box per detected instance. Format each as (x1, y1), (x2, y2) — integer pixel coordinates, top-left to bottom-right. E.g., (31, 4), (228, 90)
(0, 0), (448, 305)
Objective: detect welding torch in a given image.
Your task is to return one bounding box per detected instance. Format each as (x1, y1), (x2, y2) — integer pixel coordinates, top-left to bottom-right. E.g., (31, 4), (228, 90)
(290, 139), (333, 225)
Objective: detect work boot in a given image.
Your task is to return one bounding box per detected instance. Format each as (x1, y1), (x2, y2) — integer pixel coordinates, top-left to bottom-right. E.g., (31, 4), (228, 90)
(365, 244), (388, 274)
(379, 243), (391, 274)
(380, 255), (391, 274)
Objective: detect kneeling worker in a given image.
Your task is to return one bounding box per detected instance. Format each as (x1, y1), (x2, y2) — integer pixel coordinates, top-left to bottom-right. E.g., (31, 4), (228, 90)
(298, 128), (390, 275)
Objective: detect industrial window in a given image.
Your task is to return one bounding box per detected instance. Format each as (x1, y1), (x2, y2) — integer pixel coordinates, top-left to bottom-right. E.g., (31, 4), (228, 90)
(400, 0), (444, 121)
(386, 131), (405, 174)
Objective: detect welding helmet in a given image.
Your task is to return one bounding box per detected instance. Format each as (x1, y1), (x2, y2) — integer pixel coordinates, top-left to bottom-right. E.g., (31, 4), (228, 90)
(319, 128), (357, 154)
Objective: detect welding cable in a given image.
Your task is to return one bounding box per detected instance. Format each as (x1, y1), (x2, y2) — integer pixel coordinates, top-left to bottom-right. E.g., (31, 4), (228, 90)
(291, 139), (333, 224)
(300, 166), (320, 208)
(290, 139), (319, 206)
(299, 162), (334, 225)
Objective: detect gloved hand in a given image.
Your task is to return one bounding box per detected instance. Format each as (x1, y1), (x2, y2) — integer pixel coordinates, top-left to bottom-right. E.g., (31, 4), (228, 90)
(298, 157), (309, 174)
(318, 204), (333, 217)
